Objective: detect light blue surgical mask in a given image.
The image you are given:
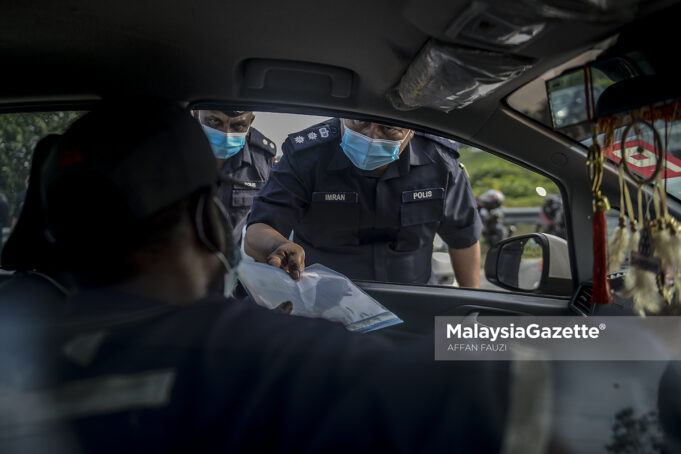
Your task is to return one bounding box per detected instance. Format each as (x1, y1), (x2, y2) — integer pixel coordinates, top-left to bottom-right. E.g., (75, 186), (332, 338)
(339, 126), (405, 170)
(201, 124), (247, 159)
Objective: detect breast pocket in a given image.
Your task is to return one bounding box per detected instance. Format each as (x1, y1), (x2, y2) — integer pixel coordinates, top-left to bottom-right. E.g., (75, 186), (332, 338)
(230, 181), (264, 208)
(400, 200), (443, 226)
(397, 192), (444, 251)
(301, 192), (360, 247)
(231, 189), (257, 208)
(400, 188), (445, 227)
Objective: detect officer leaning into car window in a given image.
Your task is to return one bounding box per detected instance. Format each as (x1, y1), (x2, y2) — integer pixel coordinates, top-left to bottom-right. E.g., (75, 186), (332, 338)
(195, 109), (276, 244)
(244, 118), (482, 287)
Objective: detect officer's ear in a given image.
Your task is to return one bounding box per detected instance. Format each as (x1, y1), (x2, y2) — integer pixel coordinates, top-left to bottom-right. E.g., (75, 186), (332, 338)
(247, 112), (255, 128)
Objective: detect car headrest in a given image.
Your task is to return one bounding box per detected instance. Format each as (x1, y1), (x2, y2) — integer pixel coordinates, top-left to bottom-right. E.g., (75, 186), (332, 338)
(1, 135), (61, 271)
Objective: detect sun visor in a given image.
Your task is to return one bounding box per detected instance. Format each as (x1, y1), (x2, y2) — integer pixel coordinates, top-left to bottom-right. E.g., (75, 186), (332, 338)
(389, 40), (533, 112)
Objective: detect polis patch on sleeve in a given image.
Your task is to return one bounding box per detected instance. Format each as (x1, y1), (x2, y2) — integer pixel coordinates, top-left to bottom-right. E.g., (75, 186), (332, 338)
(312, 192), (359, 203)
(401, 188), (445, 203)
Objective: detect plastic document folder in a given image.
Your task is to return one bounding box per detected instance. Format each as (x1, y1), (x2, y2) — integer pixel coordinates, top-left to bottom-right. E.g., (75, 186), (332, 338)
(238, 261), (403, 332)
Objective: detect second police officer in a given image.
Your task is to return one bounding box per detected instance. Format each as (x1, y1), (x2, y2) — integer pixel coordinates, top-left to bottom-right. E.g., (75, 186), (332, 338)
(195, 109), (276, 244)
(244, 118), (482, 287)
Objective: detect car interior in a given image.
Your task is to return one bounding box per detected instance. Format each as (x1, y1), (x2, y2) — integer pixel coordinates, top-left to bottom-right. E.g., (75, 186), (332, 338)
(2, 0), (681, 451)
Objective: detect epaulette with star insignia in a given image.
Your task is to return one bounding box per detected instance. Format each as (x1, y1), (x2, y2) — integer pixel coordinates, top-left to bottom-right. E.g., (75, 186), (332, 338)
(287, 120), (340, 152)
(249, 127), (277, 156)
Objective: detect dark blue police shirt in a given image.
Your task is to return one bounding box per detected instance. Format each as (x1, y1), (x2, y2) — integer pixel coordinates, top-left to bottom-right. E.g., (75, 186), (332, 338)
(218, 127), (276, 244)
(0, 290), (508, 453)
(248, 118), (482, 284)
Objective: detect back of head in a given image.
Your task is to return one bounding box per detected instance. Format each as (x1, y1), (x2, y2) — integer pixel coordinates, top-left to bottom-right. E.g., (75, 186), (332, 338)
(41, 99), (223, 285)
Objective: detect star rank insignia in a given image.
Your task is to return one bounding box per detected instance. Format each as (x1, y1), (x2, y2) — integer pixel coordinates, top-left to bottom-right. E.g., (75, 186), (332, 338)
(294, 136), (305, 144)
(307, 132), (318, 140)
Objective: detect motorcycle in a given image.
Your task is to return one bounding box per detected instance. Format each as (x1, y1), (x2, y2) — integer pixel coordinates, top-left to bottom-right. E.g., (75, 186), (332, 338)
(477, 189), (514, 247)
(537, 194), (566, 239)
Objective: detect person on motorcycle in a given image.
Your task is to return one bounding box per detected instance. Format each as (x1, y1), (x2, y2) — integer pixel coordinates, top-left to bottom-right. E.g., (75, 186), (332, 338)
(539, 194), (566, 239)
(477, 189), (506, 247)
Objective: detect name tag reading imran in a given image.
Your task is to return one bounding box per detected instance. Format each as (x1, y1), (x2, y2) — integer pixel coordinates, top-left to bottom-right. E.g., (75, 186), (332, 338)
(312, 192), (359, 203)
(402, 188), (445, 203)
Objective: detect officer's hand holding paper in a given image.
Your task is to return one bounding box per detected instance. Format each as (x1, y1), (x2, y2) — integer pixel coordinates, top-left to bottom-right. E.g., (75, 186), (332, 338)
(244, 223), (306, 280)
(266, 241), (305, 280)
(238, 261), (402, 333)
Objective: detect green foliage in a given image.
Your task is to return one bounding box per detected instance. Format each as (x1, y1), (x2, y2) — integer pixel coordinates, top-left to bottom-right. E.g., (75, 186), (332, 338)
(0, 112), (83, 213)
(460, 147), (560, 208)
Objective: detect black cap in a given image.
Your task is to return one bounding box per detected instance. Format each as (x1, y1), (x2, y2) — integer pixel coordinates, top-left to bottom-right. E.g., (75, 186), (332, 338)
(41, 100), (220, 222)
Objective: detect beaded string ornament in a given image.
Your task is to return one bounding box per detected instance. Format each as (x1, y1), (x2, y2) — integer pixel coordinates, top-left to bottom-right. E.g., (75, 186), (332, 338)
(601, 103), (681, 315)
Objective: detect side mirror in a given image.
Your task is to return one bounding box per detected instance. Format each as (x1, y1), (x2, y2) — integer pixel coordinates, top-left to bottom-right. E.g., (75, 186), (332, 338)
(485, 233), (572, 295)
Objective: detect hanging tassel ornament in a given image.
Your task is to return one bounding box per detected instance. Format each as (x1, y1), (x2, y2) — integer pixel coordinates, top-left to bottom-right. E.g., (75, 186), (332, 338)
(586, 127), (614, 304)
(628, 222), (664, 316)
(652, 181), (675, 305)
(649, 104), (681, 306)
(607, 164), (631, 272)
(617, 118), (666, 315)
(671, 220), (681, 304)
(619, 183), (640, 297)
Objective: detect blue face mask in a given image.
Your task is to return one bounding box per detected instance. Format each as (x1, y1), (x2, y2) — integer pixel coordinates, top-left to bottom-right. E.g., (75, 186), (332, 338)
(201, 124), (247, 159)
(339, 126), (405, 170)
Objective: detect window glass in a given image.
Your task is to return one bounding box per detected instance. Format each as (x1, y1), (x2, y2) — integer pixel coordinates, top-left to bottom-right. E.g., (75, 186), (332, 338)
(1, 109), (571, 296)
(460, 146), (567, 291)
(586, 118), (681, 202)
(214, 111), (572, 294)
(508, 45), (681, 204)
(0, 111), (84, 255)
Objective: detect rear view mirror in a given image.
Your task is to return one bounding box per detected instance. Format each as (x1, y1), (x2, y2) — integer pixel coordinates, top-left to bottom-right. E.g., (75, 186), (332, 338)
(546, 67), (608, 129)
(545, 56), (636, 129)
(485, 233), (572, 295)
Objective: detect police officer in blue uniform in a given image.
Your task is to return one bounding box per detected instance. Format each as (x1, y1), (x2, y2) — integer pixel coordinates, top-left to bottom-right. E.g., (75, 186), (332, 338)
(245, 118), (482, 287)
(196, 109), (276, 244)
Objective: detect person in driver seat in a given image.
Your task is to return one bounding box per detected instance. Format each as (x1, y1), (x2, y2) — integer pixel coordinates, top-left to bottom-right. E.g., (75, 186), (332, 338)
(0, 99), (515, 453)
